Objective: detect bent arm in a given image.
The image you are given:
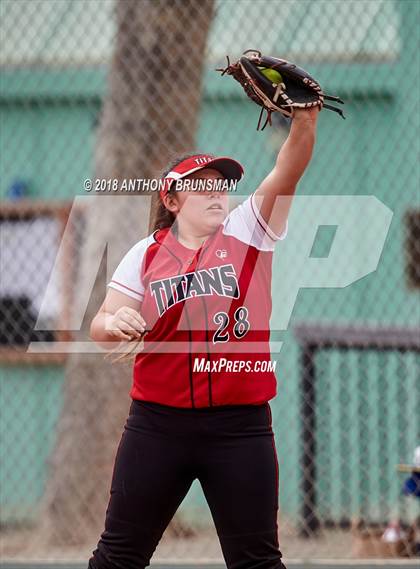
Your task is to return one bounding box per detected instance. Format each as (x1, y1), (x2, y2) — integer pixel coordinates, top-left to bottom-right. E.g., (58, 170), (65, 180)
(90, 288), (145, 350)
(255, 107), (320, 236)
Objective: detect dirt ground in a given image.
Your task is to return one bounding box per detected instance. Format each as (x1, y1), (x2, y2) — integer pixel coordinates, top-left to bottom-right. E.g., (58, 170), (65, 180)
(1, 520), (409, 564)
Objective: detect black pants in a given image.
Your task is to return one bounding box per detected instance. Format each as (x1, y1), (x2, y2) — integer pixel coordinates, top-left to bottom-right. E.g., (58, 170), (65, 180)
(88, 400), (286, 569)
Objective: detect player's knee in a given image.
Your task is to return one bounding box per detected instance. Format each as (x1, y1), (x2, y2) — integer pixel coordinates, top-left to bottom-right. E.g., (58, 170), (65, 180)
(220, 528), (286, 569)
(87, 551), (115, 569)
(87, 557), (99, 569)
(88, 548), (147, 569)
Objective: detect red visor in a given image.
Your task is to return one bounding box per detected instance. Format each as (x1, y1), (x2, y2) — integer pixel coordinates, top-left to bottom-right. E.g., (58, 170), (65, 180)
(160, 154), (244, 200)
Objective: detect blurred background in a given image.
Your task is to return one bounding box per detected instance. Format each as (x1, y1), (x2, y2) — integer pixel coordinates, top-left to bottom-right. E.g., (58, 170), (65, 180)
(0, 0), (419, 566)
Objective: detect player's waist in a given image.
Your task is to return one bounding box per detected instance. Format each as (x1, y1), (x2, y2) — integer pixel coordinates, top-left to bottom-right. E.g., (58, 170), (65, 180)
(130, 398), (268, 415)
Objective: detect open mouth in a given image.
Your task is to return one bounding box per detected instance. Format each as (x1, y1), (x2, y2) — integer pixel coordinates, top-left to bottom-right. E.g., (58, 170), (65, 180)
(207, 204), (224, 211)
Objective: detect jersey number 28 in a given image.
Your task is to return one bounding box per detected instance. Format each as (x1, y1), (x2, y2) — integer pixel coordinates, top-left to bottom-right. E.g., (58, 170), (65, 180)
(213, 307), (250, 343)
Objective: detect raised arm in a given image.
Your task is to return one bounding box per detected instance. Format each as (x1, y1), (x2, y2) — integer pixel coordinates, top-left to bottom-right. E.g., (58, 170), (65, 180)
(255, 106), (320, 236)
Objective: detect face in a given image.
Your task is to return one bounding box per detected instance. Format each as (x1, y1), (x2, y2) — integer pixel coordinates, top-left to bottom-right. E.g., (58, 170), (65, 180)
(164, 168), (229, 234)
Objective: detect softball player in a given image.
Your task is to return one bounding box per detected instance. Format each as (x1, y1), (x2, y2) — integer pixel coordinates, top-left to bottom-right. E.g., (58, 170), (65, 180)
(88, 107), (319, 569)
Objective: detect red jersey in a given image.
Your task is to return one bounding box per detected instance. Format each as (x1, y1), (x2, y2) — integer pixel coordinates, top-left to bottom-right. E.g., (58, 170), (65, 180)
(107, 192), (287, 408)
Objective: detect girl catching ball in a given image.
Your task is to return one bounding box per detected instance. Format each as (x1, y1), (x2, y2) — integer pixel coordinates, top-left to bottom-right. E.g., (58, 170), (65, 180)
(88, 106), (319, 569)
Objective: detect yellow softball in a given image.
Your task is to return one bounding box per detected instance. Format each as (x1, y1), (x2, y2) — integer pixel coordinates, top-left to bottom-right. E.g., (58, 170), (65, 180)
(260, 67), (283, 84)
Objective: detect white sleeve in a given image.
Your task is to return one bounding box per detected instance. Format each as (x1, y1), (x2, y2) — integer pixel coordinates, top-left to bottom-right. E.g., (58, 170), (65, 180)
(107, 235), (153, 301)
(222, 192), (288, 251)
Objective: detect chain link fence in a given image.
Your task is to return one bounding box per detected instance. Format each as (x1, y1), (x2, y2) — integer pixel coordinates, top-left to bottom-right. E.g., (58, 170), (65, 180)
(1, 0), (419, 564)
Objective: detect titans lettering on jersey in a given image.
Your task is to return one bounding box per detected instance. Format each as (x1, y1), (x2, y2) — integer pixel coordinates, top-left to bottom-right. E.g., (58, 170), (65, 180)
(150, 264), (239, 316)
